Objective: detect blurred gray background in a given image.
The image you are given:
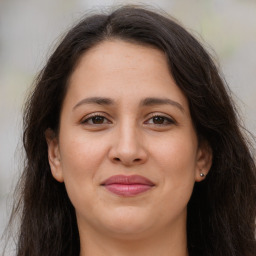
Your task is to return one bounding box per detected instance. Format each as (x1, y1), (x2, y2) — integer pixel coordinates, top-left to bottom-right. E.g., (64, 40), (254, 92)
(1, 0), (255, 248)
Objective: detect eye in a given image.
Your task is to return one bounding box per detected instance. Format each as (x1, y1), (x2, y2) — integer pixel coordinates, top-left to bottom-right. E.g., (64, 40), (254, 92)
(145, 114), (175, 126)
(81, 114), (111, 125)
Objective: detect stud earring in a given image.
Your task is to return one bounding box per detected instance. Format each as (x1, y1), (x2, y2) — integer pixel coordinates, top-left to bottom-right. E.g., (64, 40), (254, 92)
(200, 173), (205, 177)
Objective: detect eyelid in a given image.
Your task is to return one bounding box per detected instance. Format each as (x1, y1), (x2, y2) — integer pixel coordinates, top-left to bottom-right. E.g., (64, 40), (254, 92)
(81, 112), (112, 124)
(144, 112), (176, 125)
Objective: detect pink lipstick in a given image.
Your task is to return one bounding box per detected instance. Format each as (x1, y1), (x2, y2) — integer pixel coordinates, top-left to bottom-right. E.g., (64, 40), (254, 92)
(101, 175), (155, 196)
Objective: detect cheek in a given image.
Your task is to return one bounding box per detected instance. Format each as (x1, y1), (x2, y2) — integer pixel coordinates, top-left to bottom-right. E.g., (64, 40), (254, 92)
(60, 130), (108, 170)
(151, 130), (198, 173)
(58, 132), (108, 204)
(149, 131), (198, 202)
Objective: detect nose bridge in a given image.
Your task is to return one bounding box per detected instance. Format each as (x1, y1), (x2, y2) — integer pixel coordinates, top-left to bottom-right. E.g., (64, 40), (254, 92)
(119, 118), (139, 152)
(109, 116), (147, 165)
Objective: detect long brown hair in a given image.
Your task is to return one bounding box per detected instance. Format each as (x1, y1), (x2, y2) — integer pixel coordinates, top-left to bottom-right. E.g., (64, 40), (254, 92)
(4, 5), (256, 256)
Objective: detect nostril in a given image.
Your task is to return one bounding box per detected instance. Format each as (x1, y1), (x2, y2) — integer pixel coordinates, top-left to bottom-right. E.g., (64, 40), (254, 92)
(112, 157), (141, 164)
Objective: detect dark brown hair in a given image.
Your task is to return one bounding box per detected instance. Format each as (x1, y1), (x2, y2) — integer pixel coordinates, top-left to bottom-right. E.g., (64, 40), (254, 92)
(5, 5), (256, 256)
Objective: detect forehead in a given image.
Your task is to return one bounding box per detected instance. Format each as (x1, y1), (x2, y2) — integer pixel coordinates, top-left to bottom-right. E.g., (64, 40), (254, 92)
(72, 39), (169, 81)
(65, 39), (188, 111)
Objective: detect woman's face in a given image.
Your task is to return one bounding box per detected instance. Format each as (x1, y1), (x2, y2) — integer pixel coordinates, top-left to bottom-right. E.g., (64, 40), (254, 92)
(47, 40), (211, 239)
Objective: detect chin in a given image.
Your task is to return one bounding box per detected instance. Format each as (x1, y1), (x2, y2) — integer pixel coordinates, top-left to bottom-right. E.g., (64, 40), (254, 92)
(98, 206), (155, 238)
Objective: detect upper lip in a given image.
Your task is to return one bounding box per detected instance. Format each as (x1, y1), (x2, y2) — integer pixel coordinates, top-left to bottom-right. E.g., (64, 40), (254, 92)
(101, 175), (155, 186)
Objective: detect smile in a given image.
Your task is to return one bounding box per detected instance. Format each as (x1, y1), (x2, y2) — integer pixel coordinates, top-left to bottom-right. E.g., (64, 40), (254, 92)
(101, 175), (155, 196)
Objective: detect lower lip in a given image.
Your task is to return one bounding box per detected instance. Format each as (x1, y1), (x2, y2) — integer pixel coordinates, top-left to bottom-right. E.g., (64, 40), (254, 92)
(104, 184), (153, 196)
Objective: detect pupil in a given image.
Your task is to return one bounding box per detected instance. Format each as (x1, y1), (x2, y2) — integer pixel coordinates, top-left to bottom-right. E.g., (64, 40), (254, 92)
(153, 116), (164, 124)
(93, 116), (104, 124)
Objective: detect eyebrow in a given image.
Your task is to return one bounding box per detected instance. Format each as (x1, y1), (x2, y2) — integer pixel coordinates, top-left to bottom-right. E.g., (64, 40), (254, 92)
(73, 97), (114, 110)
(140, 97), (184, 112)
(73, 96), (184, 112)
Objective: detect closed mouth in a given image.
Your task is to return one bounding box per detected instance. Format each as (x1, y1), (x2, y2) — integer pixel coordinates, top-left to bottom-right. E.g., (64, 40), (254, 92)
(101, 175), (155, 196)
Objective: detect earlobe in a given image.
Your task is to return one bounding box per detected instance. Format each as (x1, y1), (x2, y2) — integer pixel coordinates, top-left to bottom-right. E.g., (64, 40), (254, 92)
(45, 128), (64, 183)
(195, 140), (212, 182)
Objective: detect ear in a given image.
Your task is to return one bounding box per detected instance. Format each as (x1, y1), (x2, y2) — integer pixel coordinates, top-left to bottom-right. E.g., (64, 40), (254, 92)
(195, 140), (212, 182)
(45, 128), (64, 183)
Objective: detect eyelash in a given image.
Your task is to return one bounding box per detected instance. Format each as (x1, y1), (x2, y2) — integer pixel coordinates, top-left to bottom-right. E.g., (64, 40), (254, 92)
(145, 114), (176, 126)
(81, 113), (110, 125)
(81, 113), (176, 126)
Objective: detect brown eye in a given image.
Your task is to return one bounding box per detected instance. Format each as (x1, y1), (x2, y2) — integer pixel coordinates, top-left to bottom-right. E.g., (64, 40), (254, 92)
(145, 115), (175, 126)
(81, 115), (110, 125)
(152, 116), (165, 124)
(91, 116), (105, 124)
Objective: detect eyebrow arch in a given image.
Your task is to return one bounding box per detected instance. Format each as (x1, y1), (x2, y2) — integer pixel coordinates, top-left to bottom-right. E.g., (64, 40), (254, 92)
(73, 96), (184, 112)
(140, 97), (184, 112)
(73, 97), (114, 111)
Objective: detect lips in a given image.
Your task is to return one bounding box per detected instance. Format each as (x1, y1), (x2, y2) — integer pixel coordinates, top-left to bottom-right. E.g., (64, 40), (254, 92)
(101, 175), (155, 196)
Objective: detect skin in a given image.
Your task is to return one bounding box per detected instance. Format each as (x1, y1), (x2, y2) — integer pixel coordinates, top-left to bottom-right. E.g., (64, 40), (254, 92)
(46, 40), (212, 256)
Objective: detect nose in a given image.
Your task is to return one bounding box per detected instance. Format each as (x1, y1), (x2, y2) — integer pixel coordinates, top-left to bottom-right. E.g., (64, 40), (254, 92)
(108, 122), (148, 166)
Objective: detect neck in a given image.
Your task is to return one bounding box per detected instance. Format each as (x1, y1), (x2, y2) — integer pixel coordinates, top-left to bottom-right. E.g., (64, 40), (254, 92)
(78, 218), (188, 256)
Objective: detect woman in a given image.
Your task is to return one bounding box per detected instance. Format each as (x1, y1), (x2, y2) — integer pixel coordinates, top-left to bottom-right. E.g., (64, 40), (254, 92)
(6, 5), (256, 256)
